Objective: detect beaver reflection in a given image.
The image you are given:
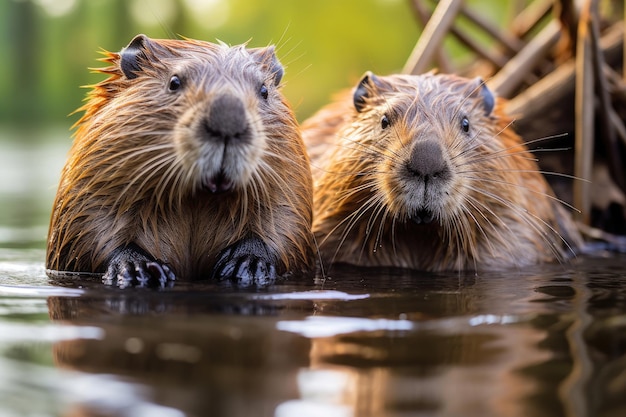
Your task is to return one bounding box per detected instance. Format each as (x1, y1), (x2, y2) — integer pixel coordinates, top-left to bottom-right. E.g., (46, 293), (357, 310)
(47, 290), (312, 417)
(47, 263), (572, 417)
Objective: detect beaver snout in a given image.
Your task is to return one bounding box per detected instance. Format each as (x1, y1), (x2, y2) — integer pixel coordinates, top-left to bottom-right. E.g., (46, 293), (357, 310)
(195, 94), (255, 194)
(406, 140), (451, 183)
(404, 140), (452, 225)
(203, 94), (251, 144)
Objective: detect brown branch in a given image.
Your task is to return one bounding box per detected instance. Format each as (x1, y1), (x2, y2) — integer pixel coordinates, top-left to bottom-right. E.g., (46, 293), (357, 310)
(410, 0), (453, 73)
(459, 3), (525, 54)
(589, 2), (626, 194)
(573, 0), (595, 225)
(489, 20), (561, 98)
(511, 0), (553, 38)
(554, 0), (580, 56)
(447, 19), (510, 69)
(403, 0), (463, 75)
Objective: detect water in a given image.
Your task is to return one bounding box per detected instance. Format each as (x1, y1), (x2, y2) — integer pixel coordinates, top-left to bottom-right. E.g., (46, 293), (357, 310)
(0, 247), (625, 417)
(1, 136), (626, 416)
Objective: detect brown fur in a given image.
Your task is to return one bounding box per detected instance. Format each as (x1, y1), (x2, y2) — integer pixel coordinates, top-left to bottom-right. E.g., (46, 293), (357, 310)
(303, 72), (582, 271)
(46, 35), (314, 280)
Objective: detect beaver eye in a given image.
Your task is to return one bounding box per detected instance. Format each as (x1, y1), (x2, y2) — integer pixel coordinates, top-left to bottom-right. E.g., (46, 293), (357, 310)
(260, 84), (269, 100)
(168, 75), (182, 92)
(381, 115), (391, 130)
(461, 116), (470, 133)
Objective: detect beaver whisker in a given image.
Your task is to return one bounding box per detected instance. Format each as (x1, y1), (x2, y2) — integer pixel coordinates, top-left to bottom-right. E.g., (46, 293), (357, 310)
(342, 123), (398, 153)
(313, 157), (387, 177)
(461, 173), (580, 213)
(463, 183), (570, 261)
(372, 201), (393, 258)
(455, 142), (573, 168)
(449, 120), (516, 162)
(166, 157), (189, 211)
(483, 168), (585, 183)
(253, 157), (305, 232)
(515, 133), (570, 148)
(252, 165), (276, 216)
(323, 193), (384, 264)
(336, 135), (402, 163)
(365, 191), (387, 238)
(240, 181), (252, 239)
(456, 131), (569, 264)
(90, 140), (175, 163)
(460, 193), (515, 258)
(155, 154), (189, 212)
(448, 78), (491, 125)
(336, 144), (394, 163)
(112, 154), (178, 213)
(332, 180), (376, 203)
(80, 143), (177, 186)
(455, 149), (538, 167)
(322, 193), (377, 248)
(447, 206), (478, 270)
(94, 151), (174, 207)
(458, 131), (565, 164)
(447, 129), (494, 162)
(256, 158), (299, 208)
(182, 155), (200, 196)
(356, 196), (389, 261)
(389, 210), (401, 258)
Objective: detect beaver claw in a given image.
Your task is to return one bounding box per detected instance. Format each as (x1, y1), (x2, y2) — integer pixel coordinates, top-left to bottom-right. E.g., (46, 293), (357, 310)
(212, 236), (277, 287)
(103, 245), (176, 289)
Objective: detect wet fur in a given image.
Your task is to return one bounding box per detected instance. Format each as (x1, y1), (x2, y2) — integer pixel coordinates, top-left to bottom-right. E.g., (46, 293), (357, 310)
(303, 72), (582, 271)
(46, 36), (314, 282)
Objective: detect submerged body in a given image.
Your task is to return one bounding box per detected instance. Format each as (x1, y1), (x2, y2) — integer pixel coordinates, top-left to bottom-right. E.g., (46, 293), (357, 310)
(46, 35), (314, 287)
(303, 72), (581, 271)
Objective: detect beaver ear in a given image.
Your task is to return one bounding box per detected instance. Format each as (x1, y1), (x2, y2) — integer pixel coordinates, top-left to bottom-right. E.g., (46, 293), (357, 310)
(120, 34), (153, 80)
(249, 46), (284, 86)
(474, 78), (495, 116)
(353, 71), (381, 113)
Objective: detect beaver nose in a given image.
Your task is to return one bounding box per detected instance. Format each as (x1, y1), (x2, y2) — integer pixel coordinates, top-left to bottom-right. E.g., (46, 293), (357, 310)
(203, 94), (250, 143)
(407, 140), (451, 182)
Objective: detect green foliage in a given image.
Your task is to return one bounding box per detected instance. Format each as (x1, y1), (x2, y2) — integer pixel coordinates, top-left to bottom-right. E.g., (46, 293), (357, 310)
(0, 0), (420, 128)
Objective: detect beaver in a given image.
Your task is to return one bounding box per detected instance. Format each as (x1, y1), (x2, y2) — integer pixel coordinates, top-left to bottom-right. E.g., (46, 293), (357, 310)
(302, 72), (582, 271)
(46, 34), (314, 287)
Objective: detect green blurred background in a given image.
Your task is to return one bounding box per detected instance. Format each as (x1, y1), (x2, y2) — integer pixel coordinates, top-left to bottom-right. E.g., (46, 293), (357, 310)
(0, 0), (425, 129)
(0, 0), (506, 247)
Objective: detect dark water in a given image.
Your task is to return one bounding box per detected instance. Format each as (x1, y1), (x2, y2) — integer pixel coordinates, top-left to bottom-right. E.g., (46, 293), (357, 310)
(1, 135), (626, 416)
(1, 246), (625, 417)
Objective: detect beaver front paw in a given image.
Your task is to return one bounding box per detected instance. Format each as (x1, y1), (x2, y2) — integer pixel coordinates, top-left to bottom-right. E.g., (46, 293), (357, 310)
(212, 236), (277, 287)
(103, 245), (176, 289)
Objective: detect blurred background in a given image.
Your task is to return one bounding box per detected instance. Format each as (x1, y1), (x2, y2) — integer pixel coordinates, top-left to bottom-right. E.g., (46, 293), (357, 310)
(0, 0), (507, 249)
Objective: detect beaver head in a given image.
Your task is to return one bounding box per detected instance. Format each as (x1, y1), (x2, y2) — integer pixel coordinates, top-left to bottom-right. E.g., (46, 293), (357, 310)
(308, 71), (579, 270)
(108, 34), (286, 194)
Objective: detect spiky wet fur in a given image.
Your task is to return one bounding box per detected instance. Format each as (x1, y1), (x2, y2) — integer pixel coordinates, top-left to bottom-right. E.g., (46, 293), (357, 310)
(46, 37), (314, 278)
(302, 73), (581, 271)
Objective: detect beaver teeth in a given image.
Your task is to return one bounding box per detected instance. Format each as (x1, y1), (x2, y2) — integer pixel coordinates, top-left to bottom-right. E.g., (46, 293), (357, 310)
(411, 209), (434, 225)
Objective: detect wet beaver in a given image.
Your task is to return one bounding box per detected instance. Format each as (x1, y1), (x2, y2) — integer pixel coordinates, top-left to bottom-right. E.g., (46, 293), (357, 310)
(302, 72), (582, 271)
(46, 34), (314, 287)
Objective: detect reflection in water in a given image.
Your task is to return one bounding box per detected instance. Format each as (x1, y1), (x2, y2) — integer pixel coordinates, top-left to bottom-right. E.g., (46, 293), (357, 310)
(277, 296), (553, 416)
(1, 253), (626, 416)
(276, 369), (356, 417)
(47, 291), (313, 417)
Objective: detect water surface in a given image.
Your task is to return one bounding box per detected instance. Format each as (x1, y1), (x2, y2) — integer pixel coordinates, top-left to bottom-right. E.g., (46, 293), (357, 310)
(1, 247), (625, 417)
(1, 135), (626, 416)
